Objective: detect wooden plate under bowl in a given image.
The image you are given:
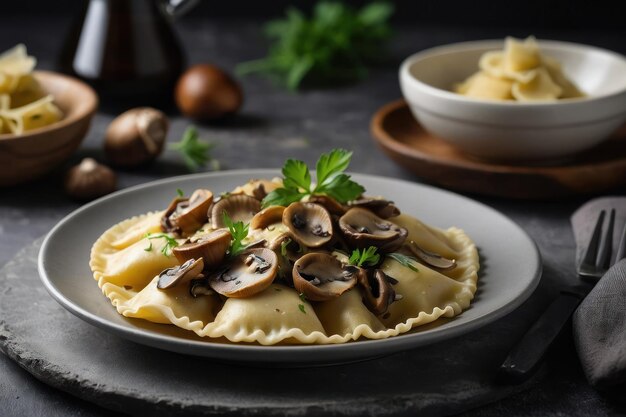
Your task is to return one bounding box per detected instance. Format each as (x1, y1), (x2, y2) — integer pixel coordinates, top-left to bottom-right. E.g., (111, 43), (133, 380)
(371, 100), (626, 199)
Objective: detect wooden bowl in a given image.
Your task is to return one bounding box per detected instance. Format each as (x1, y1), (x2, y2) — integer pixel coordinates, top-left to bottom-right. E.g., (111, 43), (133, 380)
(0, 71), (98, 186)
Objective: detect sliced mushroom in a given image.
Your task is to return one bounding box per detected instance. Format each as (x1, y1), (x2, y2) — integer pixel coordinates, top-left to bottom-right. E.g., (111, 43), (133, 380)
(162, 189), (213, 236)
(250, 206), (285, 230)
(283, 202), (333, 248)
(308, 195), (346, 216)
(210, 194), (261, 229)
(292, 253), (357, 301)
(349, 197), (400, 219)
(208, 248), (278, 298)
(232, 179), (281, 201)
(358, 268), (396, 315)
(172, 229), (231, 268)
(189, 278), (214, 297)
(157, 258), (204, 290)
(406, 241), (457, 271)
(338, 207), (407, 252)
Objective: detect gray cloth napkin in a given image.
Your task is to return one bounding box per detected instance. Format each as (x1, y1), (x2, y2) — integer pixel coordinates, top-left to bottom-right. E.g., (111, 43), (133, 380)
(572, 197), (626, 390)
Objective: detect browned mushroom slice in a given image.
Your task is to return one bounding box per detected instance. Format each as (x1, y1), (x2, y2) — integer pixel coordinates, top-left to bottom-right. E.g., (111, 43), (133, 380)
(172, 229), (231, 268)
(210, 194), (261, 229)
(406, 241), (457, 271)
(348, 197), (400, 219)
(358, 268), (397, 316)
(292, 253), (357, 301)
(208, 248), (278, 298)
(189, 278), (214, 297)
(338, 207), (407, 252)
(157, 258), (204, 289)
(161, 196), (186, 234)
(283, 202), (333, 248)
(250, 206), (286, 230)
(308, 195), (346, 216)
(162, 189), (214, 236)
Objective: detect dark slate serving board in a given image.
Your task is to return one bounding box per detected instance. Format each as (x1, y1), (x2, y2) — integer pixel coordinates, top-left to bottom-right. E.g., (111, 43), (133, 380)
(0, 238), (544, 417)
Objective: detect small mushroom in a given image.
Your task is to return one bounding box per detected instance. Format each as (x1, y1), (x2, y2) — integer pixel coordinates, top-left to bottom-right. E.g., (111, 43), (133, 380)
(283, 202), (333, 248)
(406, 241), (457, 271)
(308, 195), (346, 216)
(349, 197), (400, 219)
(231, 179), (281, 201)
(292, 253), (357, 301)
(338, 207), (407, 252)
(210, 194), (260, 229)
(104, 107), (169, 167)
(208, 248), (278, 298)
(64, 158), (117, 201)
(163, 189), (213, 236)
(358, 268), (396, 316)
(172, 229), (231, 268)
(250, 206), (286, 230)
(157, 258), (204, 290)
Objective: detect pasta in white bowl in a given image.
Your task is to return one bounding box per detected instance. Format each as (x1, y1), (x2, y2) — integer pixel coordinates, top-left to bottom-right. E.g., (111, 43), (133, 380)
(400, 39), (626, 161)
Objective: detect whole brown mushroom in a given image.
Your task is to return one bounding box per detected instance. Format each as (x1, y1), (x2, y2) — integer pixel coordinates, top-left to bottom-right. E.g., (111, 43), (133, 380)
(175, 64), (243, 121)
(64, 158), (116, 201)
(104, 107), (169, 167)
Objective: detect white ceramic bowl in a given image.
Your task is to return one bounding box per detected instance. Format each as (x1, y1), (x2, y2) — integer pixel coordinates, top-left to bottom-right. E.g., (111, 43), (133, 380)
(400, 40), (626, 162)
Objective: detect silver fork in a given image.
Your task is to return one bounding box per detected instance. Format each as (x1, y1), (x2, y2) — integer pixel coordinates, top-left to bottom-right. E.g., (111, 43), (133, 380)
(499, 208), (626, 382)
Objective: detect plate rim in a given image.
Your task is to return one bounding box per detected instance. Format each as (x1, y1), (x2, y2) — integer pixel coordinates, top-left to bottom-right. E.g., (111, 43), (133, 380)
(38, 169), (542, 363)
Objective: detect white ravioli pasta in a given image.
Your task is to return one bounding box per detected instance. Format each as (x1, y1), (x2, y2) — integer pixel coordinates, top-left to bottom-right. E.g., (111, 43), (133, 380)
(455, 36), (584, 102)
(89, 167), (480, 345)
(0, 44), (63, 135)
(201, 284), (330, 344)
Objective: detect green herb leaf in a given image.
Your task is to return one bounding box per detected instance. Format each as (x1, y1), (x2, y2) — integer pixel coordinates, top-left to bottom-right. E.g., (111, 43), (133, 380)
(222, 212), (249, 257)
(280, 238), (292, 257)
(315, 173), (364, 202)
(298, 303), (306, 314)
(299, 292), (307, 302)
(176, 188), (184, 197)
(236, 1), (394, 90)
(349, 246), (380, 267)
(282, 158), (312, 191)
(316, 148), (352, 185)
(387, 253), (419, 272)
(143, 233), (179, 257)
(261, 148), (365, 208)
(262, 188), (308, 209)
(169, 126), (217, 171)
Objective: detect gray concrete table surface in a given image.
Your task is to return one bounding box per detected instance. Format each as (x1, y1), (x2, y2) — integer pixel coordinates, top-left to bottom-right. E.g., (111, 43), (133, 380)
(1, 16), (626, 417)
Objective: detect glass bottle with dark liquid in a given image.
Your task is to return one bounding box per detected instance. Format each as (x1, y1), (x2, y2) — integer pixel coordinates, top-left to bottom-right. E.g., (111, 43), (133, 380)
(60, 0), (197, 107)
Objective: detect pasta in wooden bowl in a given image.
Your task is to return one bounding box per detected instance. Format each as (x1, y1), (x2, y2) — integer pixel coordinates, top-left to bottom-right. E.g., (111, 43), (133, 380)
(90, 150), (479, 345)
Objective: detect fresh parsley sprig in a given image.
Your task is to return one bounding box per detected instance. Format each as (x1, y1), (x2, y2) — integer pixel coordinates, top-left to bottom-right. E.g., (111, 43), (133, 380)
(143, 233), (179, 257)
(169, 126), (219, 172)
(262, 149), (365, 208)
(236, 1), (394, 90)
(387, 253), (419, 272)
(349, 246), (380, 267)
(222, 212), (249, 257)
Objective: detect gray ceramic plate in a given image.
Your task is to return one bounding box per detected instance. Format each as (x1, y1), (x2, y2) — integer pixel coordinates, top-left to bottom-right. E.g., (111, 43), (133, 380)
(39, 170), (541, 365)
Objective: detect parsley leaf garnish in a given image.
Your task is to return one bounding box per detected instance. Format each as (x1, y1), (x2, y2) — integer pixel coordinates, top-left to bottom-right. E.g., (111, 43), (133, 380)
(169, 126), (218, 172)
(236, 1), (394, 90)
(222, 212), (249, 257)
(349, 246), (380, 267)
(280, 238), (292, 257)
(176, 188), (184, 198)
(298, 304), (306, 314)
(143, 233), (179, 257)
(262, 149), (365, 208)
(387, 253), (419, 272)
